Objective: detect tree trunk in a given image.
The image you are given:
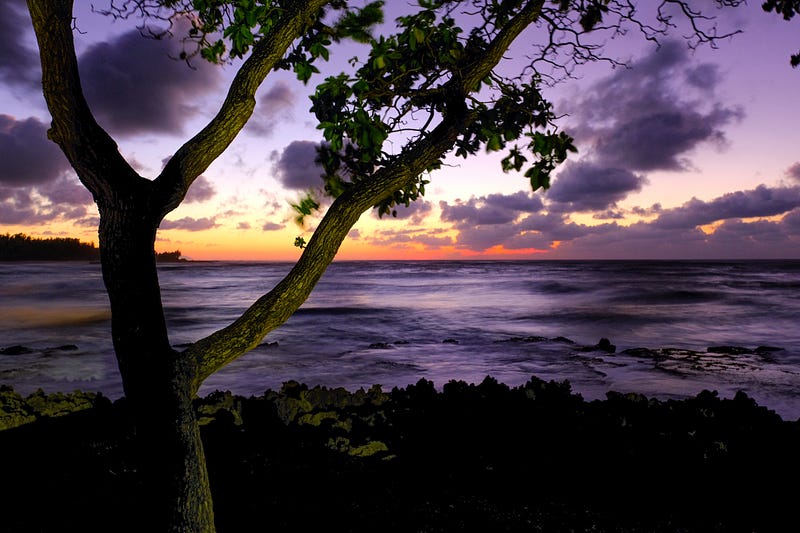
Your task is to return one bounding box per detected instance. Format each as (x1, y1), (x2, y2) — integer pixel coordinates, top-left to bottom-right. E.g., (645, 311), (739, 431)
(98, 202), (215, 532)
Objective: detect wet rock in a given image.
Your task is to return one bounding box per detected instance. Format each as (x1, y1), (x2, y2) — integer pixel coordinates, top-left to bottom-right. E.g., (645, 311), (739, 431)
(0, 345), (34, 356)
(368, 342), (393, 350)
(550, 336), (576, 344)
(755, 346), (784, 353)
(621, 347), (660, 358)
(495, 336), (549, 343)
(595, 338), (616, 353)
(707, 346), (754, 355)
(579, 338), (616, 353)
(442, 338), (459, 344)
(51, 344), (78, 351)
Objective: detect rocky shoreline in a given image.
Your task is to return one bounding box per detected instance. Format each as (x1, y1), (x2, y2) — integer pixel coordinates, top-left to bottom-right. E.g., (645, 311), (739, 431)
(2, 376), (799, 532)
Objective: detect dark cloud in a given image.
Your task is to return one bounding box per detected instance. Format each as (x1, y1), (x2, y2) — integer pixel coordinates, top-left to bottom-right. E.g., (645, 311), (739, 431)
(440, 191), (543, 226)
(685, 63), (720, 90)
(547, 161), (646, 211)
(160, 216), (218, 231)
(783, 209), (800, 232)
(593, 210), (624, 220)
(569, 40), (742, 173)
(434, 186), (800, 259)
(78, 20), (221, 136)
(366, 228), (453, 250)
(262, 221), (283, 231)
(377, 200), (433, 225)
(237, 221), (251, 230)
(547, 214), (800, 260)
(437, 192), (550, 251)
(184, 175), (216, 203)
(786, 162), (800, 182)
(594, 106), (738, 172)
(0, 0), (39, 90)
(653, 185), (800, 230)
(631, 203), (663, 216)
(248, 81), (297, 137)
(272, 140), (323, 190)
(0, 115), (93, 225)
(0, 115), (72, 186)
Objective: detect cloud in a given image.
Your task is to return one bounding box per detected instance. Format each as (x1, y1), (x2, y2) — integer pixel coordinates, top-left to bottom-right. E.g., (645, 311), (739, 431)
(631, 203), (663, 217)
(787, 162), (800, 182)
(0, 176), (94, 225)
(652, 185), (800, 230)
(248, 81), (297, 137)
(237, 221), (251, 230)
(568, 40), (742, 173)
(262, 221), (283, 231)
(440, 191), (543, 226)
(437, 191), (550, 251)
(0, 115), (72, 186)
(272, 140), (324, 190)
(783, 209), (800, 232)
(160, 216), (218, 231)
(0, 0), (39, 90)
(78, 20), (221, 136)
(547, 161), (646, 211)
(184, 175), (216, 203)
(0, 115), (95, 225)
(547, 213), (800, 260)
(375, 200), (433, 225)
(365, 228), (454, 250)
(432, 185), (800, 258)
(593, 210), (625, 220)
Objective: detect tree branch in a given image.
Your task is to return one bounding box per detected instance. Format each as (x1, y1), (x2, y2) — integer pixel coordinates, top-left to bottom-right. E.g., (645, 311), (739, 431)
(27, 0), (146, 203)
(187, 0), (547, 384)
(188, 112), (467, 384)
(153, 0), (330, 218)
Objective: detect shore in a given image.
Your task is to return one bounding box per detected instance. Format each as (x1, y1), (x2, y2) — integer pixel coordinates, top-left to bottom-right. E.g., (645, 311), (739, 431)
(1, 376), (799, 532)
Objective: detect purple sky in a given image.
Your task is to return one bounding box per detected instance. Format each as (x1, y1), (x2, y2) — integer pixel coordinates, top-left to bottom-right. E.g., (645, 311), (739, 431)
(1, 1), (799, 259)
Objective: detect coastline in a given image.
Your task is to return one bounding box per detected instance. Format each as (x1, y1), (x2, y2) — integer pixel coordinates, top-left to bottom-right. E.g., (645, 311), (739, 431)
(2, 377), (798, 531)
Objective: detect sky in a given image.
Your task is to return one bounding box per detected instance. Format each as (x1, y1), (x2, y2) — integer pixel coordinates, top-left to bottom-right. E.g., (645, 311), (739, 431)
(1, 0), (799, 261)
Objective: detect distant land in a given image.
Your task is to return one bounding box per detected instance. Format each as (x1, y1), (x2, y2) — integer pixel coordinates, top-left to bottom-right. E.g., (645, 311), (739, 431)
(0, 233), (185, 262)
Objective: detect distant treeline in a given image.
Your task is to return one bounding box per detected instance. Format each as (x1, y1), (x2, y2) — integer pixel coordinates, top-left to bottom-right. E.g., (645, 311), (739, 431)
(0, 233), (185, 262)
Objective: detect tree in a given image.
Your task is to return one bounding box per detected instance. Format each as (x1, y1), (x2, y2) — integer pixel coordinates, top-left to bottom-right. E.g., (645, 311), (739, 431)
(25, 0), (750, 530)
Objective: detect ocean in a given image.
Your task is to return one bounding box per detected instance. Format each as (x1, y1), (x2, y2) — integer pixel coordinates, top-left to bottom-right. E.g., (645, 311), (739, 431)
(2, 260), (799, 419)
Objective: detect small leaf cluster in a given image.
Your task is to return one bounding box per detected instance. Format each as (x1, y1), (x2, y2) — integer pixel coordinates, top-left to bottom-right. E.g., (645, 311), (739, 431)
(186, 0), (383, 68)
(290, 193), (320, 226)
(762, 0), (800, 67)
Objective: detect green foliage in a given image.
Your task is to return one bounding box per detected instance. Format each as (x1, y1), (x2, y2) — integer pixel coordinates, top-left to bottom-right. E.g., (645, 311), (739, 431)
(302, 2), (577, 218)
(290, 192), (321, 226)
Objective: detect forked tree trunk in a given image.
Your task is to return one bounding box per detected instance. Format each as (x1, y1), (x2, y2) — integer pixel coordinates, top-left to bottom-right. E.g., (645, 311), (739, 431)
(98, 204), (215, 532)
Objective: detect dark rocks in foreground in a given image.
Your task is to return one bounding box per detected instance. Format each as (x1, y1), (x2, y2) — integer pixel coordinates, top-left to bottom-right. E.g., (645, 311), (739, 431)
(1, 377), (799, 532)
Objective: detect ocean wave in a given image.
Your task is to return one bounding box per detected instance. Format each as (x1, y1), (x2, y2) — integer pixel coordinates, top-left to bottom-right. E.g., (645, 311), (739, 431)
(0, 306), (110, 329)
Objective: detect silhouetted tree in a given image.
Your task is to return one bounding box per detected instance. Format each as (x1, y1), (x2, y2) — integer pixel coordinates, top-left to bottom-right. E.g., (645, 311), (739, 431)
(0, 233), (99, 261)
(25, 1), (754, 530)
